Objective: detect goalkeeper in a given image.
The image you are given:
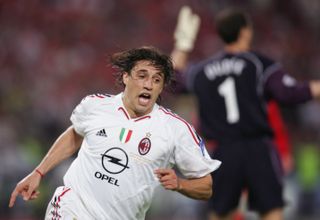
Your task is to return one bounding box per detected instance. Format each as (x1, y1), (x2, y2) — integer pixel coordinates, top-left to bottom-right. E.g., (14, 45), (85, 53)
(172, 6), (320, 220)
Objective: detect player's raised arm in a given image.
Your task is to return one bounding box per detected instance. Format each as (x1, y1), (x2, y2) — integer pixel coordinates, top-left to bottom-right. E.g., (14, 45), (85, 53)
(171, 6), (200, 71)
(9, 126), (82, 208)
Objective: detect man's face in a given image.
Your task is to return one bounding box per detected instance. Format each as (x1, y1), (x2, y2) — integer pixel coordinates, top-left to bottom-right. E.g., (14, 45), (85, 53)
(122, 60), (165, 118)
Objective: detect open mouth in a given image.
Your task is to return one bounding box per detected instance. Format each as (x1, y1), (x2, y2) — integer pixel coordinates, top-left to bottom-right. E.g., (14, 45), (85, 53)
(138, 93), (151, 106)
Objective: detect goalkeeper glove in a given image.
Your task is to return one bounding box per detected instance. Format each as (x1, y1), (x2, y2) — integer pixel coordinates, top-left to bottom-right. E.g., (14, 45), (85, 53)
(174, 6), (201, 52)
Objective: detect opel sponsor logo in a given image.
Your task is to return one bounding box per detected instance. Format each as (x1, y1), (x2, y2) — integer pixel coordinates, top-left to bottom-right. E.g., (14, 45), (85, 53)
(94, 171), (120, 186)
(101, 147), (129, 174)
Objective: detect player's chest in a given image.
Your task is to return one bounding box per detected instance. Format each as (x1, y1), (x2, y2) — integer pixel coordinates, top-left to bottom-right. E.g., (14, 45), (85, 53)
(84, 117), (171, 160)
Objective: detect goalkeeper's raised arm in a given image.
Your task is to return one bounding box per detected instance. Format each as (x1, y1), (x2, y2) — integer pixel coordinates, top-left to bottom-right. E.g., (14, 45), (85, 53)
(172, 6), (200, 71)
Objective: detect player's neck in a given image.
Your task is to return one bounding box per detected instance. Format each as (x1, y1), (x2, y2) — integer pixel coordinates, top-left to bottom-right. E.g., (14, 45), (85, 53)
(224, 41), (250, 53)
(121, 96), (152, 119)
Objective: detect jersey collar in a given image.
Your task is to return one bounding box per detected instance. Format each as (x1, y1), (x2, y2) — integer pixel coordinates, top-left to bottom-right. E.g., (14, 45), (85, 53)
(114, 92), (158, 122)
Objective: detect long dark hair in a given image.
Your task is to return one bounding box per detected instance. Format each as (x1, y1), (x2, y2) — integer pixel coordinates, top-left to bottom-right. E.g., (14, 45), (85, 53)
(111, 46), (174, 88)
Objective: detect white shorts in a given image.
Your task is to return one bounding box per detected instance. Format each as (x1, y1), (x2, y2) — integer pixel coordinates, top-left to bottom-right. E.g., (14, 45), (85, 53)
(45, 186), (92, 220)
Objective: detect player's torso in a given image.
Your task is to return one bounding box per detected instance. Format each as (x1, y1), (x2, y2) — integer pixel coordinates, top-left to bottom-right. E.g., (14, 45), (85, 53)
(192, 52), (272, 141)
(82, 108), (172, 182)
(65, 104), (173, 218)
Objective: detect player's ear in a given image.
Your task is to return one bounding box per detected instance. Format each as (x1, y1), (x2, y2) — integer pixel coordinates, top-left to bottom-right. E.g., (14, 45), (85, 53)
(122, 72), (129, 86)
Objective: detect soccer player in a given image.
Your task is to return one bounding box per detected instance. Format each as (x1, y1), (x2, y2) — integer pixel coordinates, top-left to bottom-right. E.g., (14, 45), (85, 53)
(9, 47), (221, 219)
(171, 7), (320, 220)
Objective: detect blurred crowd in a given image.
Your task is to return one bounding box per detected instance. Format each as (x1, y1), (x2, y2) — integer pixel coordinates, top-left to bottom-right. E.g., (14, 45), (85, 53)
(1, 0), (320, 219)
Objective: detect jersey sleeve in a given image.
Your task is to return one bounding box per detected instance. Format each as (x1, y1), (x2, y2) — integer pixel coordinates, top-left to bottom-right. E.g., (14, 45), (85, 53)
(255, 52), (312, 104)
(264, 70), (312, 104)
(70, 95), (98, 136)
(184, 61), (206, 93)
(184, 64), (198, 92)
(171, 119), (221, 178)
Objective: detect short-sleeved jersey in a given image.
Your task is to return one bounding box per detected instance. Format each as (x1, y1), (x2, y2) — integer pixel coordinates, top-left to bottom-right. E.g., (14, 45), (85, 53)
(65, 93), (221, 219)
(185, 51), (312, 143)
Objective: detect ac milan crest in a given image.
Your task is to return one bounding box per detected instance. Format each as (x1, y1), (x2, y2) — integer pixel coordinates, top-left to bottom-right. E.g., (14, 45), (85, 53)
(138, 137), (151, 155)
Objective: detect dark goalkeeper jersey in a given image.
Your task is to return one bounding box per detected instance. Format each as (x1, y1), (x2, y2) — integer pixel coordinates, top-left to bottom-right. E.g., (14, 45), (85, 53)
(185, 51), (312, 143)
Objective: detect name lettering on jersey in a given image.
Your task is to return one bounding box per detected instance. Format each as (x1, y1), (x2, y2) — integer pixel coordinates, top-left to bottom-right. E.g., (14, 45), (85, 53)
(204, 58), (245, 80)
(119, 128), (133, 143)
(94, 171), (120, 186)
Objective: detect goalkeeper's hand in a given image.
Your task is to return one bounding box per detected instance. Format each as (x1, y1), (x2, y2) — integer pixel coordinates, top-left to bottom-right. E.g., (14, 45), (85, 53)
(174, 6), (201, 52)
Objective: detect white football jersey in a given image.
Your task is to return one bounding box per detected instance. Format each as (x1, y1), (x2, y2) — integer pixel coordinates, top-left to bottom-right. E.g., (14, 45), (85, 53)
(64, 93), (221, 219)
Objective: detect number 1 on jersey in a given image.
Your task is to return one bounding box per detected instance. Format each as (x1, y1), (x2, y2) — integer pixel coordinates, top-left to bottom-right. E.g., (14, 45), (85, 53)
(218, 77), (239, 124)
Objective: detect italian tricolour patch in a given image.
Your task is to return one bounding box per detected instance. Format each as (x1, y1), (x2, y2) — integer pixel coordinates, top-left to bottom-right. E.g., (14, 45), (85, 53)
(119, 128), (133, 143)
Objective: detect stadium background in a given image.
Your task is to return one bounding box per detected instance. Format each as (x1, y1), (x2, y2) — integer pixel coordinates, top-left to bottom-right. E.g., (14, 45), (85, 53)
(0, 0), (320, 219)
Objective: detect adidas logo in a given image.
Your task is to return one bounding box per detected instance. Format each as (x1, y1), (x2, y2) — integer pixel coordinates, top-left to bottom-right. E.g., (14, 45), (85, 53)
(96, 129), (107, 137)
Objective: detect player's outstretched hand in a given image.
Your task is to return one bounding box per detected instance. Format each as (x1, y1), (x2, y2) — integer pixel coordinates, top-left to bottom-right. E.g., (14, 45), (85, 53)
(9, 170), (42, 208)
(174, 5), (201, 52)
(154, 168), (181, 191)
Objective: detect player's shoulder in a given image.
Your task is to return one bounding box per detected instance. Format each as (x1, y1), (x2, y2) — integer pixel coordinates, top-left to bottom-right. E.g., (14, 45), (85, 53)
(187, 52), (224, 73)
(157, 106), (193, 129)
(157, 106), (201, 144)
(78, 93), (115, 109)
(158, 106), (180, 120)
(199, 52), (225, 66)
(81, 93), (114, 102)
(243, 51), (277, 67)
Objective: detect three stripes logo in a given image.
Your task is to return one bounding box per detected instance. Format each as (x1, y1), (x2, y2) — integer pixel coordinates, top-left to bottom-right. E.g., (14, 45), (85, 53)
(96, 129), (107, 137)
(119, 128), (133, 144)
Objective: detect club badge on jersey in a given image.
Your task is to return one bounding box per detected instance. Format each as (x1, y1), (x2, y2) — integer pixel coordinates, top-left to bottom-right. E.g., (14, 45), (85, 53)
(138, 133), (152, 155)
